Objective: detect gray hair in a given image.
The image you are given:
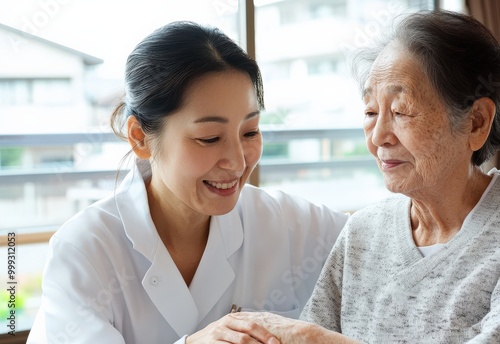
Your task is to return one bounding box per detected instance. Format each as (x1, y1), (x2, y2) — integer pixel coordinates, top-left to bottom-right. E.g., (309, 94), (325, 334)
(351, 10), (500, 166)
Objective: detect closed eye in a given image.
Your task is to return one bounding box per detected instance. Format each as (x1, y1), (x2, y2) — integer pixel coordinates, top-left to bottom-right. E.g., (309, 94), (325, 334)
(197, 137), (219, 144)
(244, 130), (260, 138)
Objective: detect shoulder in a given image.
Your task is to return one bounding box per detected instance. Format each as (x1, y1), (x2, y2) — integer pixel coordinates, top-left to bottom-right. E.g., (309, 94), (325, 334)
(238, 184), (331, 211)
(239, 184), (348, 223)
(239, 184), (294, 205)
(484, 170), (500, 206)
(236, 186), (348, 253)
(342, 193), (410, 241)
(51, 195), (125, 256)
(349, 193), (409, 223)
(238, 184), (297, 214)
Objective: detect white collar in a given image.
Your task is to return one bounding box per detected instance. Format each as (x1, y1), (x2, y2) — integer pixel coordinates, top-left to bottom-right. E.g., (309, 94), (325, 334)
(115, 159), (244, 261)
(114, 160), (243, 336)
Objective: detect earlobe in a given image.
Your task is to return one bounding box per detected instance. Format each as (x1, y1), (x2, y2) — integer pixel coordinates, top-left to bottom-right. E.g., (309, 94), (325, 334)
(127, 116), (151, 159)
(469, 97), (496, 152)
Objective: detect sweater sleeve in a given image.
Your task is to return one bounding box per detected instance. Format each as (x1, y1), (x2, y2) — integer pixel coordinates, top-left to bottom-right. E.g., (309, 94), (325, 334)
(465, 278), (500, 344)
(298, 227), (346, 332)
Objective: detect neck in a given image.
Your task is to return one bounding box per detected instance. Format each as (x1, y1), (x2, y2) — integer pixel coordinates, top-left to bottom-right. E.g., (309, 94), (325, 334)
(146, 177), (210, 246)
(146, 175), (210, 286)
(410, 167), (491, 246)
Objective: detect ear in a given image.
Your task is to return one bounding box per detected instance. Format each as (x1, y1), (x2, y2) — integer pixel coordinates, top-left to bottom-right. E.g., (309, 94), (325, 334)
(127, 116), (151, 159)
(468, 97), (496, 152)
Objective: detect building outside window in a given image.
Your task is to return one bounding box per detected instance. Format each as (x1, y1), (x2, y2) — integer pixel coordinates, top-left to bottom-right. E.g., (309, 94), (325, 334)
(255, 0), (435, 210)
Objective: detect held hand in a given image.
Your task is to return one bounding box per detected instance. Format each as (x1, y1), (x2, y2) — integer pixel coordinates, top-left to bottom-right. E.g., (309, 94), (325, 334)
(230, 312), (361, 344)
(186, 313), (280, 344)
(229, 312), (305, 344)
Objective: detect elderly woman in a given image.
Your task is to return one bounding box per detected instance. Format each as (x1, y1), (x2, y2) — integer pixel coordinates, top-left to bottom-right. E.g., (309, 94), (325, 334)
(232, 10), (500, 343)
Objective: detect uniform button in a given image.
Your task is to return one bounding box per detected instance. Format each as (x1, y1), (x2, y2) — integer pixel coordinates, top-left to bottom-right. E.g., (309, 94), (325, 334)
(150, 276), (159, 286)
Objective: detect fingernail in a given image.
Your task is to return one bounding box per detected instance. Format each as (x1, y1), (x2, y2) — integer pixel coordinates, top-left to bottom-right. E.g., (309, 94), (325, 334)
(268, 337), (280, 344)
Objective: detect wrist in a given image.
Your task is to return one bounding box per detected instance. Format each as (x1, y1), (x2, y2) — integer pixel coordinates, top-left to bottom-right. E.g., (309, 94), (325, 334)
(292, 320), (322, 342)
(293, 321), (361, 344)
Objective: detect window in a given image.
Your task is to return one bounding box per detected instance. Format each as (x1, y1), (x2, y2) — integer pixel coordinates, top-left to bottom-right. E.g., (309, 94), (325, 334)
(0, 0), (240, 334)
(0, 0), (437, 336)
(256, 0), (434, 211)
(0, 80), (31, 105)
(32, 78), (73, 106)
(307, 57), (339, 75)
(0, 79), (73, 106)
(309, 1), (347, 19)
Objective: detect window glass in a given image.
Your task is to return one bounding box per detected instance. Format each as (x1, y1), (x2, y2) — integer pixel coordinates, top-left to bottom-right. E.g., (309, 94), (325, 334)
(0, 79), (32, 105)
(0, 0), (239, 333)
(32, 78), (73, 106)
(0, 0), (240, 228)
(0, 0), (437, 334)
(256, 0), (435, 211)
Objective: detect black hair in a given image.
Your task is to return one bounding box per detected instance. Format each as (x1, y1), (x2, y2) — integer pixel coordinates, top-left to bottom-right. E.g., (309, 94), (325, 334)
(111, 21), (264, 143)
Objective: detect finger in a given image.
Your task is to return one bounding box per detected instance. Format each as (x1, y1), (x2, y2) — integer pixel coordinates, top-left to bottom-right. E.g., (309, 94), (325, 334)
(187, 328), (265, 344)
(219, 329), (267, 344)
(225, 314), (280, 344)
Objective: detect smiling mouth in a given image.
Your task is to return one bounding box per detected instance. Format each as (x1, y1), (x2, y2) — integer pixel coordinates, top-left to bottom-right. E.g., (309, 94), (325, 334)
(380, 159), (404, 169)
(204, 180), (238, 190)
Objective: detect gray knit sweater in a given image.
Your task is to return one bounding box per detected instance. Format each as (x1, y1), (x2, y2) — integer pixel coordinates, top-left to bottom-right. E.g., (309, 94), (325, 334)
(301, 172), (500, 343)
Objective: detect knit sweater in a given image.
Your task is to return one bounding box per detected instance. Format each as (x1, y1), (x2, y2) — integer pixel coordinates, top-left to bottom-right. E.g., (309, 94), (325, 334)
(300, 172), (500, 343)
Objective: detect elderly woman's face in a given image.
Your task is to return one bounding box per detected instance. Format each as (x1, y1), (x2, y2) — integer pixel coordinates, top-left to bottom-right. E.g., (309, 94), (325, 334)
(362, 44), (471, 197)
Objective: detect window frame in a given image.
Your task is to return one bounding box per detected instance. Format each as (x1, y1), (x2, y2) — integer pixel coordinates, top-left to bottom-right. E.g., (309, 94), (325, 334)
(3, 0), (475, 340)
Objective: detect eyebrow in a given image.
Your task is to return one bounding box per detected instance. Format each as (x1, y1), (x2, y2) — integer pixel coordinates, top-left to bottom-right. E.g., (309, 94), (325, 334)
(362, 84), (405, 98)
(362, 87), (372, 98)
(193, 111), (260, 124)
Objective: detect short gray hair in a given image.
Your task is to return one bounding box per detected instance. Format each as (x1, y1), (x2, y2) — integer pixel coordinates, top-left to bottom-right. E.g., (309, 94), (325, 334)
(351, 10), (500, 166)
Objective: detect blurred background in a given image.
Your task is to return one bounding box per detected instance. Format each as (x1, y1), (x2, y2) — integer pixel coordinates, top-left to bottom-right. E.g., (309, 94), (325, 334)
(0, 0), (469, 337)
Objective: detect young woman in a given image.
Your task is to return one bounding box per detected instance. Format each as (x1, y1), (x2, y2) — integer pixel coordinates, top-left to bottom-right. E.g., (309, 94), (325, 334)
(27, 21), (348, 344)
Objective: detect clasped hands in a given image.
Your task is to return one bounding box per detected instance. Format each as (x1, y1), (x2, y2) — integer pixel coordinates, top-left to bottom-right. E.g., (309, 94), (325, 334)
(185, 311), (331, 344)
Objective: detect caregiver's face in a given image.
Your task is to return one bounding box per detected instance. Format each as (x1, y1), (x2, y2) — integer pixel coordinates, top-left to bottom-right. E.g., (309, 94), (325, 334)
(150, 70), (262, 216)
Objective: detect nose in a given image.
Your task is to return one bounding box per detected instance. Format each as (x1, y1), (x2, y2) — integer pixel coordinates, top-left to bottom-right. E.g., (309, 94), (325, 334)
(218, 138), (246, 173)
(368, 112), (397, 147)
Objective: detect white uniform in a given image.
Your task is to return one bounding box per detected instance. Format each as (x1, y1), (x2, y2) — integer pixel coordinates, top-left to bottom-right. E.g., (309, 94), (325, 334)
(28, 160), (348, 344)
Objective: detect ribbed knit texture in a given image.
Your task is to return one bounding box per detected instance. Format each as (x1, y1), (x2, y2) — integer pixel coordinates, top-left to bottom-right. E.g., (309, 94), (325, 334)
(301, 173), (500, 343)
